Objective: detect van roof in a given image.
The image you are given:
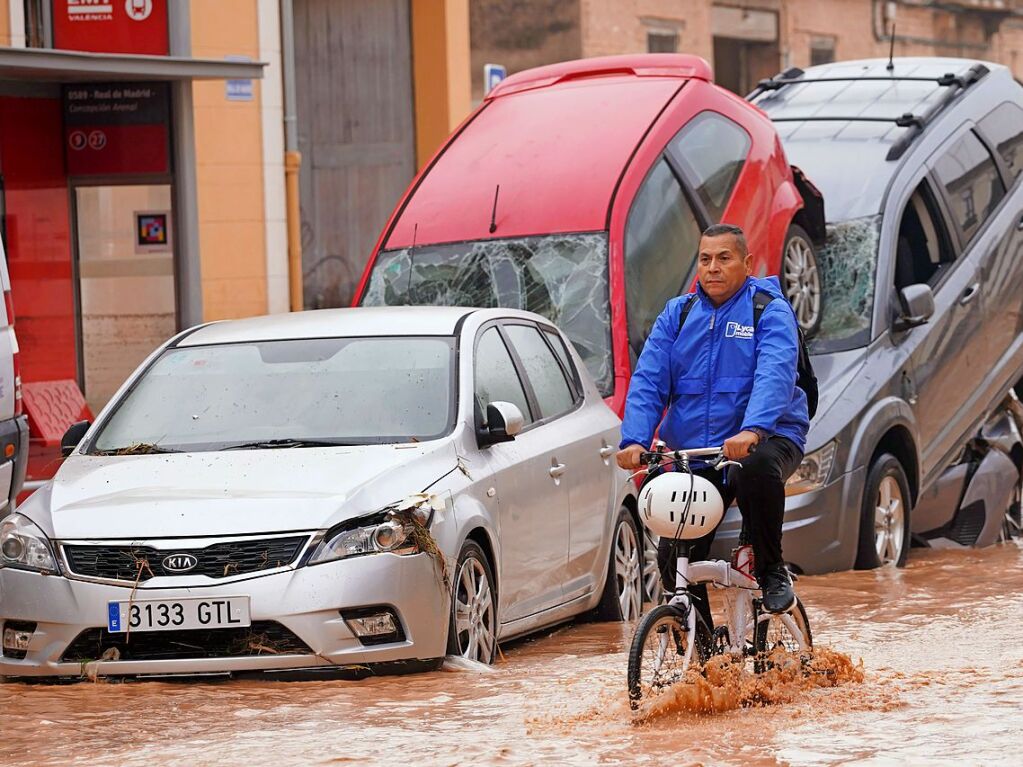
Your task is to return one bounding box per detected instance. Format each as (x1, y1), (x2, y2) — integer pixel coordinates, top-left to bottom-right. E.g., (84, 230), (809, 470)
(383, 56), (712, 249)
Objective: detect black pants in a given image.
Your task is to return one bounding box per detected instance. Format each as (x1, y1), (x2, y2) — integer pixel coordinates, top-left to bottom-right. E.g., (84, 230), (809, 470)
(654, 436), (803, 629)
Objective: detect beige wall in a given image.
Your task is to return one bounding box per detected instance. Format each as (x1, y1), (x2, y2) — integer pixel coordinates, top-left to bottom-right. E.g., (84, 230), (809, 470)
(0, 0), (9, 46)
(411, 0), (472, 168)
(190, 0), (269, 321)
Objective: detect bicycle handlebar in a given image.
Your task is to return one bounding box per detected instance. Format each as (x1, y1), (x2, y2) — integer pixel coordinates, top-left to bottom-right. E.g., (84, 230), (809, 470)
(638, 446), (724, 465)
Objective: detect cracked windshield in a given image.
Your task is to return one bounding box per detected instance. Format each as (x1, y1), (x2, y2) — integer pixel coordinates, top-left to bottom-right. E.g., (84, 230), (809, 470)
(363, 233), (614, 394)
(6, 2), (1023, 767)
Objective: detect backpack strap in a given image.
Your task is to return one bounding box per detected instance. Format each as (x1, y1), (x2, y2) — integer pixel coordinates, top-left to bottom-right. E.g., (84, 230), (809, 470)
(676, 293), (698, 337)
(752, 290), (774, 330)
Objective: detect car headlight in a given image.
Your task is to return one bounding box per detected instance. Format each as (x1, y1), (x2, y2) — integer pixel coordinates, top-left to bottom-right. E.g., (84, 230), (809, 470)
(785, 441), (837, 496)
(308, 512), (424, 565)
(0, 514), (59, 573)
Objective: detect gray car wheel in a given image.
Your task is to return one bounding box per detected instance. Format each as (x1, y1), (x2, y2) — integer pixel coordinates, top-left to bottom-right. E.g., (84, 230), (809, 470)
(596, 508), (644, 622)
(642, 531), (663, 605)
(855, 453), (911, 569)
(447, 540), (498, 663)
(782, 224), (822, 337)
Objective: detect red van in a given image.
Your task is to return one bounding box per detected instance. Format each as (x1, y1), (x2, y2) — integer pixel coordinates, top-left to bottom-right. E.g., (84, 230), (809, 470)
(356, 54), (823, 415)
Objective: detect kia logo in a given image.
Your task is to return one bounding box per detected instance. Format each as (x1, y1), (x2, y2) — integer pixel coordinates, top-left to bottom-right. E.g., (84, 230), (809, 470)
(162, 554), (198, 573)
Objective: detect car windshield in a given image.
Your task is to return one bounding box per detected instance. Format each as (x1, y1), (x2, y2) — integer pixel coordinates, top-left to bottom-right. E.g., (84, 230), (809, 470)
(89, 336), (457, 453)
(810, 214), (882, 354)
(361, 233), (612, 395)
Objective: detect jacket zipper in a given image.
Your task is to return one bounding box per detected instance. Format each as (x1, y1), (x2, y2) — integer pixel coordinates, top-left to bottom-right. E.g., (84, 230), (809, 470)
(706, 310), (716, 446)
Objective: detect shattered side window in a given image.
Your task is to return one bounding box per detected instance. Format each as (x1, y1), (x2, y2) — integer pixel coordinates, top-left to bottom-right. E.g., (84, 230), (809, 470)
(362, 233), (613, 395)
(811, 215), (881, 353)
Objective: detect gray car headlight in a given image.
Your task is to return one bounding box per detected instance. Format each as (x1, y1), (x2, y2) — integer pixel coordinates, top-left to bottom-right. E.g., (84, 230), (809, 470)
(785, 441), (837, 496)
(0, 514), (59, 573)
(308, 512), (423, 565)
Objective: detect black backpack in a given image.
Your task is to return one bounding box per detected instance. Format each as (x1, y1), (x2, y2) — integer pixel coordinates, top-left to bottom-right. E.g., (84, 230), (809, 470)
(677, 291), (818, 418)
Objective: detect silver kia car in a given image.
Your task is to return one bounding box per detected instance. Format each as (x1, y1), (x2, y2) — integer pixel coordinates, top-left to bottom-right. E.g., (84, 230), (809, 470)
(0, 307), (641, 679)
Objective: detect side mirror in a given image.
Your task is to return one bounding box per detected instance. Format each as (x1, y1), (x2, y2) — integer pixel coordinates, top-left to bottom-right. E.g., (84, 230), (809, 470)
(478, 401), (524, 447)
(894, 284), (935, 332)
(61, 420), (92, 457)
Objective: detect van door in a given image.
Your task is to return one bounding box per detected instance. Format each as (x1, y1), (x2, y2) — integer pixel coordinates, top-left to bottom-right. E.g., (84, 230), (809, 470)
(975, 103), (1023, 397)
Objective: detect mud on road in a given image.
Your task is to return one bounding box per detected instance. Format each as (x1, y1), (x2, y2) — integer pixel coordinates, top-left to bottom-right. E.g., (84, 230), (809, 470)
(3, 543), (1021, 767)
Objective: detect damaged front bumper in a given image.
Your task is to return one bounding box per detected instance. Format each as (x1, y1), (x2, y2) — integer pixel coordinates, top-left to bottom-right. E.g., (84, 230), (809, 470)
(0, 550), (448, 679)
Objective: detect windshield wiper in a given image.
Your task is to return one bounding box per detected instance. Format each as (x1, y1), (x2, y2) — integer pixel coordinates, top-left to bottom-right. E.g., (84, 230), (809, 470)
(93, 443), (182, 456)
(220, 438), (356, 451)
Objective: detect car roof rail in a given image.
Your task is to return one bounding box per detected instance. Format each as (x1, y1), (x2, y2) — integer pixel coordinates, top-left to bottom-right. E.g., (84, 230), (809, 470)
(747, 63), (990, 161)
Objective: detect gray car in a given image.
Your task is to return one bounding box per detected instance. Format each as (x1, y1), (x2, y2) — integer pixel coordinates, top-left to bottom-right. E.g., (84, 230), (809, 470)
(709, 57), (1023, 573)
(0, 307), (639, 679)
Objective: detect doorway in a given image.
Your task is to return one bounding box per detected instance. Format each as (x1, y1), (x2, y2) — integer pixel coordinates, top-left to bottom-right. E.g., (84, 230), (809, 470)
(74, 184), (176, 412)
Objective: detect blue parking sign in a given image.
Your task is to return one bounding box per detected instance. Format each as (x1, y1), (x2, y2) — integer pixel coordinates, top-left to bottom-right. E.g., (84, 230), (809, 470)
(484, 63), (507, 94)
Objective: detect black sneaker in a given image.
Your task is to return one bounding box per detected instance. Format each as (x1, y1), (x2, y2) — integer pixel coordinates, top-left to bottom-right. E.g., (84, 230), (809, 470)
(759, 563), (795, 614)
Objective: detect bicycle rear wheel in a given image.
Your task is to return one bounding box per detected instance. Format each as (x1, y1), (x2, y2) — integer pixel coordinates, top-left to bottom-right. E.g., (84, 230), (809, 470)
(753, 597), (813, 672)
(627, 603), (712, 710)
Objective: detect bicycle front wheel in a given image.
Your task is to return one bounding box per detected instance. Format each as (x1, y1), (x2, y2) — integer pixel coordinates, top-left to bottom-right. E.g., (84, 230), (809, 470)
(627, 603), (711, 710)
(754, 597), (813, 672)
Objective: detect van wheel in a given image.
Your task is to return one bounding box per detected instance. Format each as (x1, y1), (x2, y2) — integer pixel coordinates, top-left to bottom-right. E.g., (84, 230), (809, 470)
(782, 223), (822, 337)
(596, 508), (644, 622)
(855, 453), (911, 569)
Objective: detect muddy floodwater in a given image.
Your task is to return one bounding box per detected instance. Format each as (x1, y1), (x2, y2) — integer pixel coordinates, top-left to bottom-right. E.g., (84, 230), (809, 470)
(3, 543), (1022, 766)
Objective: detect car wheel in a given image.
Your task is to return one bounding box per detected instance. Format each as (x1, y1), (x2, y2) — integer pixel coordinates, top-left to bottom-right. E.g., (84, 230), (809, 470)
(855, 453), (912, 569)
(782, 223), (823, 337)
(596, 508), (644, 622)
(641, 530), (663, 605)
(447, 540), (498, 664)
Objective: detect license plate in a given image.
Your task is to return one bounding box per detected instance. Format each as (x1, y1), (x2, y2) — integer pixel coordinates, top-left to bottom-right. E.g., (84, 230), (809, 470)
(107, 597), (251, 633)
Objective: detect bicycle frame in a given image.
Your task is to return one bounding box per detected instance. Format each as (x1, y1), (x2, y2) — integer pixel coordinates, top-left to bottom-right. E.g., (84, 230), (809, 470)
(662, 553), (809, 668)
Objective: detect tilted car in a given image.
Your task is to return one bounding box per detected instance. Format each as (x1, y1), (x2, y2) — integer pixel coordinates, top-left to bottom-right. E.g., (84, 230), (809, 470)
(0, 307), (640, 678)
(706, 57), (1023, 572)
(356, 54), (825, 419)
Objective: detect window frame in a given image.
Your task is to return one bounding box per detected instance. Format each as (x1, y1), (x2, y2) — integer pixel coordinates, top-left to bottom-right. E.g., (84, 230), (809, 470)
(927, 125), (1007, 254)
(622, 155), (707, 361)
(975, 101), (1023, 191)
(891, 176), (959, 295)
(472, 319), (584, 435)
(664, 110), (752, 223)
(472, 322), (536, 430)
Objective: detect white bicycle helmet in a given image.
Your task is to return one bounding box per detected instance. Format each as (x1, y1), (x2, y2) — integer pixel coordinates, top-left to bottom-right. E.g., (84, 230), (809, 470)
(638, 472), (725, 540)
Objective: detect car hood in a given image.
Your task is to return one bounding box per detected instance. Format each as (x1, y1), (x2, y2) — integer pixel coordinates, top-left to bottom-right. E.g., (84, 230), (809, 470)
(806, 346), (869, 450)
(24, 442), (460, 540)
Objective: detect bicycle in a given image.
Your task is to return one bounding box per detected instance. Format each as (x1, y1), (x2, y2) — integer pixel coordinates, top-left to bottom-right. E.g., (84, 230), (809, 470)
(625, 445), (813, 710)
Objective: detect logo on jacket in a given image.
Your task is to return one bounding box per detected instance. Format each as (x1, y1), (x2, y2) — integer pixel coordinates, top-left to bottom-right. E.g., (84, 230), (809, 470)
(725, 322), (754, 339)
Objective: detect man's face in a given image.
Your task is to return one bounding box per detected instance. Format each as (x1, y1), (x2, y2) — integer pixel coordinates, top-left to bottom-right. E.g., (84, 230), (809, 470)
(697, 233), (752, 305)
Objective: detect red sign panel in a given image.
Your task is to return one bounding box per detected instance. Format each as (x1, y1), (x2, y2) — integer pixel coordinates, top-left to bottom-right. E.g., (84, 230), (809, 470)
(52, 0), (169, 55)
(63, 84), (170, 175)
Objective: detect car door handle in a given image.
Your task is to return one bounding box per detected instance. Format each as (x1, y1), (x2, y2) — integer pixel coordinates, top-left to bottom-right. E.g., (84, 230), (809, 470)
(1016, 212), (1023, 231)
(549, 462), (567, 478)
(959, 282), (980, 305)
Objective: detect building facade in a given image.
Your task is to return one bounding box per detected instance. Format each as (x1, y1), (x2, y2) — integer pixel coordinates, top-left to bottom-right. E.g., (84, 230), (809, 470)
(471, 1), (1023, 100)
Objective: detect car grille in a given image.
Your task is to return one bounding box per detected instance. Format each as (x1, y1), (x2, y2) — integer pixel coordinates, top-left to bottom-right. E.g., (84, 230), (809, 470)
(63, 536), (309, 582)
(60, 622), (313, 662)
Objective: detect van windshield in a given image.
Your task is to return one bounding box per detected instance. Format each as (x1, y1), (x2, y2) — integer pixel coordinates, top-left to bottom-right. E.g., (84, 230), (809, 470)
(361, 233), (612, 395)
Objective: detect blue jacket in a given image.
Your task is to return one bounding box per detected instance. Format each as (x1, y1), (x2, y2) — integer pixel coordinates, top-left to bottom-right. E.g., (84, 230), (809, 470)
(620, 276), (809, 453)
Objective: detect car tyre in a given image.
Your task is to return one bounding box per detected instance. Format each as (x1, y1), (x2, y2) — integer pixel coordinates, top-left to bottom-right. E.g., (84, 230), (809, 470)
(596, 508), (644, 622)
(782, 223), (823, 337)
(855, 453), (911, 569)
(447, 540), (498, 664)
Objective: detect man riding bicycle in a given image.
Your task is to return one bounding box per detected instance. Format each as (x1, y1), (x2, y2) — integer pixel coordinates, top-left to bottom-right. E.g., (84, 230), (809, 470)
(616, 223), (809, 618)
